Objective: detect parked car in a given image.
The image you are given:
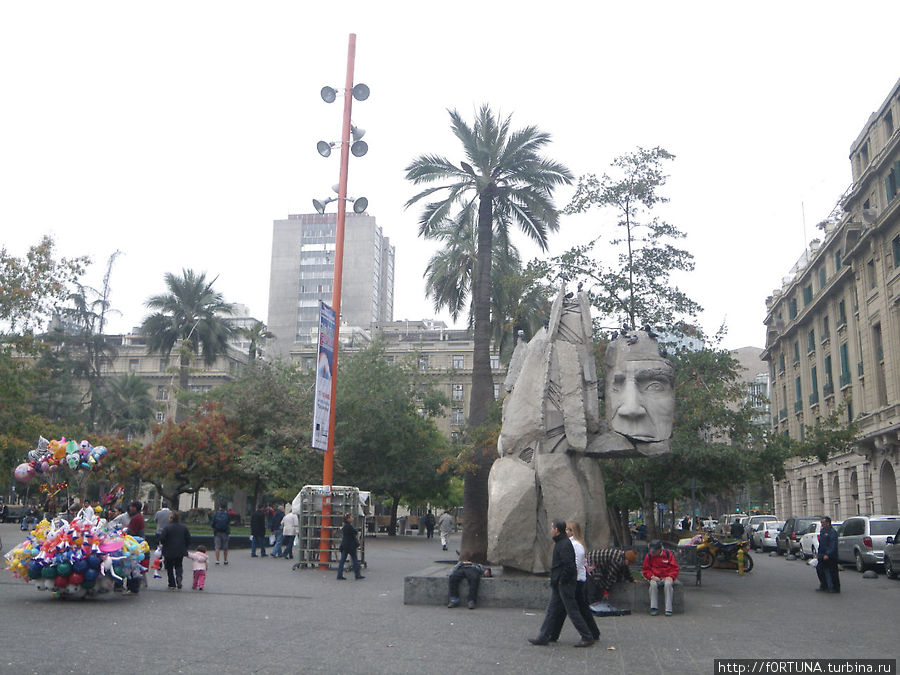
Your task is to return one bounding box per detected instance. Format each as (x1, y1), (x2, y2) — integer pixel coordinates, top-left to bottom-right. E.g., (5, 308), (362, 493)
(884, 525), (900, 579)
(837, 515), (900, 571)
(745, 515), (777, 540)
(701, 519), (718, 531)
(798, 520), (842, 559)
(752, 520), (784, 552)
(776, 516), (821, 555)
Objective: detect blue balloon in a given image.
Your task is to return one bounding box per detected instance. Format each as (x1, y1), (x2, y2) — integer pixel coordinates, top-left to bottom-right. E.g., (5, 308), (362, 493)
(72, 559), (88, 574)
(87, 553), (102, 569)
(83, 568), (99, 582)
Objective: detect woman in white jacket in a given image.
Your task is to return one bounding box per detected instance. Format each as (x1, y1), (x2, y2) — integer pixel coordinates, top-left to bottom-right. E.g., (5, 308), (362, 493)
(281, 505), (299, 560)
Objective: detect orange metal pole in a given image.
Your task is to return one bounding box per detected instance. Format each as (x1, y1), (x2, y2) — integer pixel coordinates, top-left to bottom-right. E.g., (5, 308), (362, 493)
(319, 33), (356, 569)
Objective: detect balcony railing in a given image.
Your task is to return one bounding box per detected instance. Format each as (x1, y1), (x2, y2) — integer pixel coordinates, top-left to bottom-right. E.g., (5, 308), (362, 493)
(794, 400), (803, 413)
(840, 372), (851, 387)
(823, 382), (834, 397)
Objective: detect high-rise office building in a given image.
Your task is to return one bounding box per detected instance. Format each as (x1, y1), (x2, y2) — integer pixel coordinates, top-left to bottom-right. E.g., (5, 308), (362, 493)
(267, 212), (395, 359)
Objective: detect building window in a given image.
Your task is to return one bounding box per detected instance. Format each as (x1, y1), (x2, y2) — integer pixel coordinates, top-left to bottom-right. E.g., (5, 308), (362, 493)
(867, 259), (877, 290)
(794, 376), (802, 412)
(835, 249), (842, 270)
(490, 355), (500, 370)
(824, 355), (834, 396)
(839, 342), (851, 387)
(128, 359), (140, 373)
(451, 408), (464, 425)
(838, 300), (847, 327)
(802, 284), (813, 306)
(818, 267), (827, 290)
(885, 109), (895, 137)
(792, 340), (800, 365)
(155, 411), (166, 422)
(893, 236), (900, 269)
(452, 354), (465, 369)
(788, 298), (798, 320)
(778, 353), (785, 374)
(418, 355), (428, 371)
(493, 383), (500, 400)
(159, 358), (169, 372)
(886, 161), (899, 204)
(809, 366), (819, 405)
(156, 386), (168, 401)
(452, 383), (464, 401)
(807, 329), (815, 354)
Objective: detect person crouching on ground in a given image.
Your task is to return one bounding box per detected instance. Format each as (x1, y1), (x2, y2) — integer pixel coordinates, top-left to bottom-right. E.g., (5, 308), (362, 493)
(642, 539), (679, 616)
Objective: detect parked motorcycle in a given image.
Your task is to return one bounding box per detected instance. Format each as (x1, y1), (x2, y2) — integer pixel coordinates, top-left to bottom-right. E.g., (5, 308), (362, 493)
(696, 534), (754, 572)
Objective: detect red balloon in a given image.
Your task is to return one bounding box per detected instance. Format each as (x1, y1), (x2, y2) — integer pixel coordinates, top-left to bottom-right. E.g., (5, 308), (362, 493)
(68, 572), (84, 586)
(54, 575), (69, 588)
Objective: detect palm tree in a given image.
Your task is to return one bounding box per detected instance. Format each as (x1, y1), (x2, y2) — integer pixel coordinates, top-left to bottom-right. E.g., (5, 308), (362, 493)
(141, 270), (234, 422)
(99, 373), (155, 439)
(241, 320), (274, 362)
(423, 214), (548, 363)
(405, 105), (571, 561)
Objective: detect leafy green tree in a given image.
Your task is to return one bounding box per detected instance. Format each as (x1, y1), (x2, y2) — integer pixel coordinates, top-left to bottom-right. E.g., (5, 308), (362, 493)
(213, 361), (320, 508)
(334, 344), (451, 534)
(98, 373), (155, 439)
(0, 235), (89, 334)
(134, 402), (241, 509)
(406, 105), (571, 561)
(141, 269), (235, 422)
(559, 147), (701, 331)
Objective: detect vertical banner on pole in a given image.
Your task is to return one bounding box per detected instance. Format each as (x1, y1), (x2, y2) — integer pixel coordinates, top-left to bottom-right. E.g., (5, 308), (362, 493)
(312, 301), (336, 451)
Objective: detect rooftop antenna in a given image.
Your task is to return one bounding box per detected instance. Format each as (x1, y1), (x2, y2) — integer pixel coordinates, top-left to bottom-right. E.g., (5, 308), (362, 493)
(801, 201), (807, 247)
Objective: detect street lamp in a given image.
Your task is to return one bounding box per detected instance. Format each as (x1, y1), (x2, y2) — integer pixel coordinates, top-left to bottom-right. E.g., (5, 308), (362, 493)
(313, 33), (368, 570)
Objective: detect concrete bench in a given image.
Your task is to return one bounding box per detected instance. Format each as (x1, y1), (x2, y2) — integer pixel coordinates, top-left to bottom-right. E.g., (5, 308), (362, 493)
(403, 568), (685, 614)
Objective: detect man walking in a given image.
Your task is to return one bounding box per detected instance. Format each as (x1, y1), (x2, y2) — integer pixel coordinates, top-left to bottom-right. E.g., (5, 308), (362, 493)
(816, 516), (840, 593)
(528, 520), (596, 648)
(159, 511), (191, 590)
(336, 513), (365, 580)
(250, 504), (268, 558)
(155, 502), (172, 533)
(437, 510), (453, 551)
(211, 503), (231, 565)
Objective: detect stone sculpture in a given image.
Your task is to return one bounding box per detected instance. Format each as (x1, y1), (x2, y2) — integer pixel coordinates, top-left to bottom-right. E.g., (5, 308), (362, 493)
(487, 289), (675, 573)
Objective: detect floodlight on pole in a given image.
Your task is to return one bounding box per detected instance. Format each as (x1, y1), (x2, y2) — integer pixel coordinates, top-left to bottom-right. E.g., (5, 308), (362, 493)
(320, 86), (337, 103)
(352, 83), (369, 101)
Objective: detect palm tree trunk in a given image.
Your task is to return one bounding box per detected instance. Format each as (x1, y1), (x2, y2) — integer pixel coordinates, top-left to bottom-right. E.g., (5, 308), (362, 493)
(461, 193), (496, 563)
(176, 350), (190, 423)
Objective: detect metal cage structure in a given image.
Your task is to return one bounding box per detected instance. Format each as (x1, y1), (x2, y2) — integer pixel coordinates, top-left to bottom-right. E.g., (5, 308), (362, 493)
(291, 485), (366, 570)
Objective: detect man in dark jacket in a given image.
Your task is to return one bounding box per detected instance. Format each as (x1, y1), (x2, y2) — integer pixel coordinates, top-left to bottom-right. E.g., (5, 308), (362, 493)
(250, 504), (268, 557)
(528, 520), (595, 648)
(159, 511), (191, 589)
(336, 513), (365, 580)
(816, 516), (840, 593)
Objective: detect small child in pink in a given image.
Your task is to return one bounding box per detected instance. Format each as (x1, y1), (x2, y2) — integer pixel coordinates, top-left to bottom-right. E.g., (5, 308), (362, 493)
(188, 544), (209, 590)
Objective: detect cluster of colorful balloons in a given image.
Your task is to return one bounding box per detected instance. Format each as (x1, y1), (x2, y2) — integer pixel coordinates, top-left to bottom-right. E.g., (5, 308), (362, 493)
(14, 436), (107, 483)
(3, 509), (149, 600)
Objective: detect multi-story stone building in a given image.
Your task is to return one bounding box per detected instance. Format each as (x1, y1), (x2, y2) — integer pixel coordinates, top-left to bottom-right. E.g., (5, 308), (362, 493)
(101, 332), (249, 425)
(762, 78), (900, 520)
(289, 319), (506, 439)
(267, 212), (394, 359)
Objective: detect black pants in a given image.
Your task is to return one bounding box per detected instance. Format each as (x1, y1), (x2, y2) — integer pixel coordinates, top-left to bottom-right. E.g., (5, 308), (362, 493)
(448, 566), (480, 603)
(282, 534), (295, 559)
(539, 581), (593, 642)
(548, 581), (600, 640)
(164, 556), (184, 588)
(816, 557), (840, 591)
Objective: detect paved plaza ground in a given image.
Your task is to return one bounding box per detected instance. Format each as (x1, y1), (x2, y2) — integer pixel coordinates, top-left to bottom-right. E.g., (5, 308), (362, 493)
(1, 521), (897, 674)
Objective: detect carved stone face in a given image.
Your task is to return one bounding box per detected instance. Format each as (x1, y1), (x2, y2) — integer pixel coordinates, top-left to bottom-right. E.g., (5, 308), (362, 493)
(605, 333), (675, 443)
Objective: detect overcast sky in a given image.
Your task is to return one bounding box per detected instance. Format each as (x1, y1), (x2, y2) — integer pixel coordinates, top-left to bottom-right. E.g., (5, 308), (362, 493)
(2, 2), (898, 351)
